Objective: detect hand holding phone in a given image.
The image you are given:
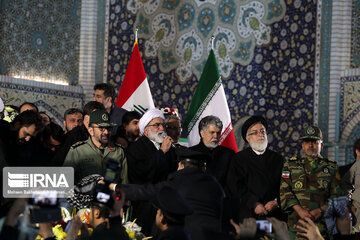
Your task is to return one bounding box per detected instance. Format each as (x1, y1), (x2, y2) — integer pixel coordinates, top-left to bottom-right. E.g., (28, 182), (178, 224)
(256, 220), (272, 233)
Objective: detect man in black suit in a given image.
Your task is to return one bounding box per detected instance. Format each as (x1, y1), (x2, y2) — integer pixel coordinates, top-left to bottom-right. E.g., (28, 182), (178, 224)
(189, 115), (235, 193)
(154, 186), (193, 240)
(227, 116), (284, 221)
(119, 147), (226, 240)
(126, 108), (177, 235)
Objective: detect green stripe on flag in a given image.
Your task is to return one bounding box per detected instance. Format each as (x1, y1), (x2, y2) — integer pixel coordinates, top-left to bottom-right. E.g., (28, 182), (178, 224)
(184, 49), (221, 132)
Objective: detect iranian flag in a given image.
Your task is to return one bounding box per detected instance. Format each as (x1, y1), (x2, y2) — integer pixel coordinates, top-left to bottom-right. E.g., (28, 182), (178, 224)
(116, 42), (155, 114)
(184, 50), (238, 152)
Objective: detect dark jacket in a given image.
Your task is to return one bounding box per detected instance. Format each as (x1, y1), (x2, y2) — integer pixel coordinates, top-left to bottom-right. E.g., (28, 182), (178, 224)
(121, 168), (225, 240)
(126, 136), (177, 235)
(110, 105), (127, 136)
(52, 125), (89, 166)
(190, 141), (235, 194)
(227, 147), (284, 220)
(158, 226), (191, 240)
(126, 136), (177, 184)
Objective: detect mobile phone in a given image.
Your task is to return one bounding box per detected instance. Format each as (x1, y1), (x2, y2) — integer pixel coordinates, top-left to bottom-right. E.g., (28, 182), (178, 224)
(256, 220), (272, 233)
(29, 190), (58, 207)
(30, 208), (62, 223)
(29, 190), (61, 223)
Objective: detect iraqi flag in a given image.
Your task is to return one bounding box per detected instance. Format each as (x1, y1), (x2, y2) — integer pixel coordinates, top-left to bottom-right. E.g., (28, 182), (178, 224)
(184, 50), (238, 152)
(116, 42), (155, 114)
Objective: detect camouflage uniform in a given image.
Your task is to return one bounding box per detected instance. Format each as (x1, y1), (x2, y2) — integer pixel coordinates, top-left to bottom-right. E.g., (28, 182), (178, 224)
(280, 155), (343, 240)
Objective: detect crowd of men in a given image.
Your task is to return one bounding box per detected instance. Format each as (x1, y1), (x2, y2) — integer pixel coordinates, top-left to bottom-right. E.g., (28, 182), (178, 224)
(0, 83), (356, 240)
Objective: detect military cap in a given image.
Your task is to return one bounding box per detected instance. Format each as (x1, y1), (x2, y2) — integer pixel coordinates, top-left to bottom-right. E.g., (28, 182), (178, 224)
(300, 125), (323, 141)
(175, 147), (207, 164)
(153, 186), (193, 216)
(241, 115), (268, 143)
(89, 109), (117, 127)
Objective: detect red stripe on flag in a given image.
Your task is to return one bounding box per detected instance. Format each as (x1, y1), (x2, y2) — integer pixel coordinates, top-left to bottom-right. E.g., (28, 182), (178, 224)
(220, 124), (238, 152)
(116, 43), (146, 108)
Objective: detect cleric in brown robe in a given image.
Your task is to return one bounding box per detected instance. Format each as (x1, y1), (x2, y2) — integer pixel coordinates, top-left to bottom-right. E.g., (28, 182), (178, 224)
(227, 116), (285, 221)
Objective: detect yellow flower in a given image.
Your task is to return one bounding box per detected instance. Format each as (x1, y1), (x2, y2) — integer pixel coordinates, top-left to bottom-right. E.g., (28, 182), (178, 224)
(126, 229), (136, 239)
(5, 106), (14, 112)
(52, 225), (67, 239)
(3, 116), (11, 122)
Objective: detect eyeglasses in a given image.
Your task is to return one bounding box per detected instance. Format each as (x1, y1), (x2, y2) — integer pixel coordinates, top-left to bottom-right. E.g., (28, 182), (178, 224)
(147, 122), (165, 128)
(247, 129), (266, 136)
(91, 126), (112, 132)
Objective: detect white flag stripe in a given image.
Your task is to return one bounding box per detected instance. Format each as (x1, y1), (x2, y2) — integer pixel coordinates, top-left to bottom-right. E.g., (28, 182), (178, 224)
(121, 77), (155, 111)
(187, 84), (233, 147)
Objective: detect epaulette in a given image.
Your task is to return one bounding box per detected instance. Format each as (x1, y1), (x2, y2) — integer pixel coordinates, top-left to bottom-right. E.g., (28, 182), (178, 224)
(289, 156), (298, 161)
(70, 140), (87, 149)
(327, 158), (335, 163)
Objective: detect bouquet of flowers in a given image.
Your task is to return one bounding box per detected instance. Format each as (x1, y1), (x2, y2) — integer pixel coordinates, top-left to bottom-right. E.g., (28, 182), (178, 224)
(0, 97), (18, 122)
(123, 219), (149, 240)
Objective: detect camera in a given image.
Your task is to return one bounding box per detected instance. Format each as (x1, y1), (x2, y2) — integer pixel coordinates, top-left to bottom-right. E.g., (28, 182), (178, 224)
(256, 220), (272, 233)
(29, 190), (62, 223)
(91, 159), (122, 209)
(92, 183), (114, 210)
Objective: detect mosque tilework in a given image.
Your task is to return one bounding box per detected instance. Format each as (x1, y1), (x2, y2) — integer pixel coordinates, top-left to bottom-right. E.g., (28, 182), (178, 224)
(95, 0), (107, 83)
(318, 0), (332, 143)
(0, 79), (83, 125)
(351, 0), (360, 68)
(340, 76), (360, 165)
(0, 0), (80, 85)
(107, 0), (316, 159)
(345, 124), (360, 165)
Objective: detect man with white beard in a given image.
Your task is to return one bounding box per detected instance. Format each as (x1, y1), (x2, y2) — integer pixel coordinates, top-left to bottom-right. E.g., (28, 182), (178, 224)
(126, 108), (178, 236)
(227, 116), (285, 221)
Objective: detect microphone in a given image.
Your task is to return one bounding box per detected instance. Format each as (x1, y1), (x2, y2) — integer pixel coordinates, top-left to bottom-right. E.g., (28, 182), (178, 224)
(161, 132), (176, 148)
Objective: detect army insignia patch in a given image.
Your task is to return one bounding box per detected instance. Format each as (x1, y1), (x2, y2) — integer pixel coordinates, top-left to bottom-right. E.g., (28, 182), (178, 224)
(323, 180), (328, 188)
(323, 168), (329, 173)
(306, 127), (315, 135)
(102, 114), (108, 121)
(282, 171), (290, 178)
(294, 181), (303, 189)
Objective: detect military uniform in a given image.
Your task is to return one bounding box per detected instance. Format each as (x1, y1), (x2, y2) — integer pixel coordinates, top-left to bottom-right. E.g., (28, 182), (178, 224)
(280, 155), (343, 239)
(63, 109), (128, 184)
(64, 137), (128, 184)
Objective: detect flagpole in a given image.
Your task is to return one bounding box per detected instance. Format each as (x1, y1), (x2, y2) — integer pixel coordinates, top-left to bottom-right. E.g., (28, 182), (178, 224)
(135, 28), (138, 44)
(211, 35), (214, 50)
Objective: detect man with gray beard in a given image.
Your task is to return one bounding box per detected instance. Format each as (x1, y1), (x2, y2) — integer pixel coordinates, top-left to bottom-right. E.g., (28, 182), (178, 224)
(227, 116), (285, 221)
(190, 115), (235, 193)
(126, 109), (178, 236)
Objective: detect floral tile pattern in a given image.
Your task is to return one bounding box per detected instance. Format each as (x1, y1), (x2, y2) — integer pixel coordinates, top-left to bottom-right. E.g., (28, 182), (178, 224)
(0, 0), (80, 85)
(107, 0), (317, 159)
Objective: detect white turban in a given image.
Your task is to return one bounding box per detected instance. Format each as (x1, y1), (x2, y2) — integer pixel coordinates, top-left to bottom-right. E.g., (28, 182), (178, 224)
(139, 109), (165, 134)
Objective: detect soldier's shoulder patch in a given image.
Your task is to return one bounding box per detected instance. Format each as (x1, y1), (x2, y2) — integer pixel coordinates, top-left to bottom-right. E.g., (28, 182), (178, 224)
(71, 140), (87, 149)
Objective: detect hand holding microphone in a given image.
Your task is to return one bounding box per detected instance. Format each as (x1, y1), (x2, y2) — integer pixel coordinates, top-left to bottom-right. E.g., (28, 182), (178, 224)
(160, 132), (173, 153)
